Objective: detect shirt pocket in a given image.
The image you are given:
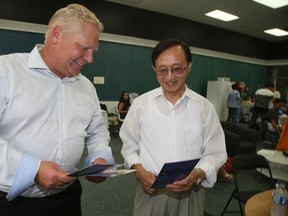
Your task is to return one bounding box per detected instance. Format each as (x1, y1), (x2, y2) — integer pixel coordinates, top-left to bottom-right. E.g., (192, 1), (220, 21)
(183, 125), (203, 154)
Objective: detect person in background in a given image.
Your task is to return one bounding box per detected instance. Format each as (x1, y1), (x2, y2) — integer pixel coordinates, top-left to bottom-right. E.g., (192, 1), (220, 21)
(249, 82), (275, 137)
(279, 98), (287, 118)
(0, 4), (115, 216)
(269, 86), (281, 109)
(218, 165), (233, 180)
(264, 99), (284, 135)
(278, 99), (288, 141)
(264, 98), (287, 132)
(226, 83), (242, 124)
(120, 38), (227, 216)
(274, 89), (281, 99)
(118, 91), (131, 120)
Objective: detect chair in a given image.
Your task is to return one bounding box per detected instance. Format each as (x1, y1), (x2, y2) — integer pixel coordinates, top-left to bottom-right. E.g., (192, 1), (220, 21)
(223, 129), (240, 158)
(129, 92), (139, 104)
(221, 121), (259, 154)
(220, 154), (276, 216)
(100, 103), (108, 112)
(116, 106), (124, 124)
(263, 119), (280, 146)
(109, 106), (124, 136)
(219, 130), (241, 178)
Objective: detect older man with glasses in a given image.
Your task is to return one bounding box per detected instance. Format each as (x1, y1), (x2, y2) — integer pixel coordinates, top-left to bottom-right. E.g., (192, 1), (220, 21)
(120, 38), (226, 216)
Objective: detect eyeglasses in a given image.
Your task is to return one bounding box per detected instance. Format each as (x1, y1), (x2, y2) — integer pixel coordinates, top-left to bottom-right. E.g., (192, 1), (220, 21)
(155, 62), (189, 76)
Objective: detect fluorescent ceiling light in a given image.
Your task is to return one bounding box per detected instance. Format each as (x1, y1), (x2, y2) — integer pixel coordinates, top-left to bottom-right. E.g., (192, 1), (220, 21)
(205, 10), (239, 22)
(253, 0), (288, 9)
(264, 28), (288, 36)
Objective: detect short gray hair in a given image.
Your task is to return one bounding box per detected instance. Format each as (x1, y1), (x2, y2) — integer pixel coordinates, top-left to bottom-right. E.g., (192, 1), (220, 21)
(44, 3), (103, 42)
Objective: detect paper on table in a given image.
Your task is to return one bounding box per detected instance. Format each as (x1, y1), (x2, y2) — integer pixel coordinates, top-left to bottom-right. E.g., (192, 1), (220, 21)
(151, 158), (200, 189)
(257, 149), (288, 165)
(257, 149), (276, 156)
(67, 164), (123, 177)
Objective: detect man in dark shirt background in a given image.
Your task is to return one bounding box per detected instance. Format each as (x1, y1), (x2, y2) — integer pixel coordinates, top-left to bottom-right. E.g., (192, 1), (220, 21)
(264, 98), (285, 135)
(249, 82), (275, 137)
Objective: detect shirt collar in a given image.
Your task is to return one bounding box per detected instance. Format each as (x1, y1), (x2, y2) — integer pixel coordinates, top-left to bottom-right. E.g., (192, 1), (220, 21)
(152, 85), (192, 97)
(28, 44), (48, 70)
(151, 85), (202, 105)
(28, 44), (82, 81)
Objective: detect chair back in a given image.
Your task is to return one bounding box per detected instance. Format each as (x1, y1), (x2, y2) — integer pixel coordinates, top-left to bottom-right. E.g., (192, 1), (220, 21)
(233, 154), (269, 170)
(221, 153), (276, 216)
(220, 121), (259, 154)
(263, 119), (280, 146)
(232, 154), (276, 189)
(100, 103), (108, 112)
(115, 106), (124, 122)
(224, 129), (240, 158)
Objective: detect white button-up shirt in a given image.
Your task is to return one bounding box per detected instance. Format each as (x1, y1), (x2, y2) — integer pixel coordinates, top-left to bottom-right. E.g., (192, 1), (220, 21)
(0, 45), (114, 199)
(120, 86), (227, 187)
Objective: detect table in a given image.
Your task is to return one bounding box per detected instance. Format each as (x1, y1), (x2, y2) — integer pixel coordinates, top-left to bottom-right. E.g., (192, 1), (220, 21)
(245, 189), (288, 216)
(257, 149), (288, 181)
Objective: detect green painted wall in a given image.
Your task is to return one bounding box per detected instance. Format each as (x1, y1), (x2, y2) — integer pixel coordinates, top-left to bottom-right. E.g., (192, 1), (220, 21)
(0, 29), (271, 100)
(188, 55), (270, 97)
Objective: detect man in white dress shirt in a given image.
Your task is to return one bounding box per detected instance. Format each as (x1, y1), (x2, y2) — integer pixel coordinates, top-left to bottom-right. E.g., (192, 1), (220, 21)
(0, 4), (114, 216)
(120, 38), (227, 216)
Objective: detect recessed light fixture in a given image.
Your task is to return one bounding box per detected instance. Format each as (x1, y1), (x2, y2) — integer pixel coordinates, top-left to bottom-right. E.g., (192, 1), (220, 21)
(264, 28), (288, 36)
(205, 10), (239, 22)
(253, 0), (288, 9)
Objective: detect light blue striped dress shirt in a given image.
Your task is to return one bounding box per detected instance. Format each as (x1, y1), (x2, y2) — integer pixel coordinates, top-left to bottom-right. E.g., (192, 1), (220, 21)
(0, 45), (114, 200)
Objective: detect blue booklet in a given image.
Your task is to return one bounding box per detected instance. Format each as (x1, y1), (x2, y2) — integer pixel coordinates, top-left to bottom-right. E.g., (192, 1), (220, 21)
(151, 158), (200, 189)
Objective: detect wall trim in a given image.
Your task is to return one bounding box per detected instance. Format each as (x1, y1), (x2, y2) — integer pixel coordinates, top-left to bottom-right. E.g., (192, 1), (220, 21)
(1, 18), (287, 66)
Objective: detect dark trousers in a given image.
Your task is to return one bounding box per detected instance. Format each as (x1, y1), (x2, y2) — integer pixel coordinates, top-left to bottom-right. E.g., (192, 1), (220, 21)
(0, 179), (82, 216)
(249, 106), (269, 137)
(227, 107), (237, 122)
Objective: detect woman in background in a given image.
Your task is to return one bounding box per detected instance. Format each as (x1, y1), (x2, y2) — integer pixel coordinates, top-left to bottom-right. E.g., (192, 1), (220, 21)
(118, 91), (130, 120)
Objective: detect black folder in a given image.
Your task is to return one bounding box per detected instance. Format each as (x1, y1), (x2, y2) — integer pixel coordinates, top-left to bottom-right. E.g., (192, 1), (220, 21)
(151, 158), (200, 189)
